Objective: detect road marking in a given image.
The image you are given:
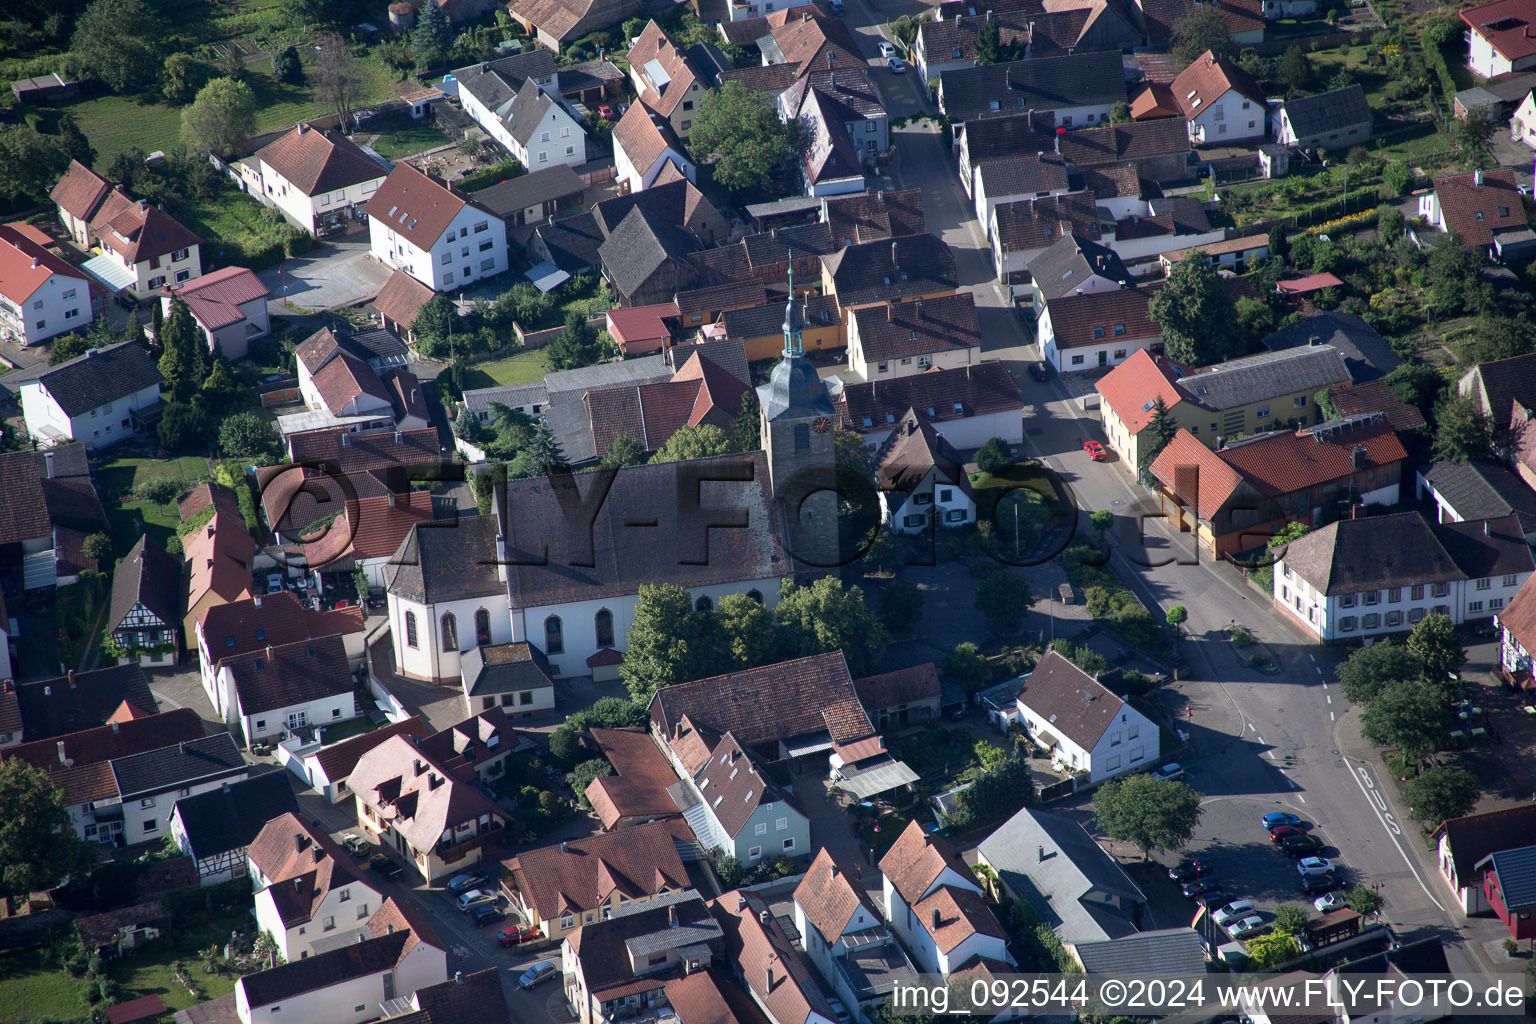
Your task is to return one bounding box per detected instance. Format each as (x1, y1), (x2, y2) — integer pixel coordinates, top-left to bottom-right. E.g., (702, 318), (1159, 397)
(1326, 695), (1332, 704)
(1330, 711), (1335, 721)
(1348, 760), (1446, 912)
(1309, 654), (1316, 663)
(1297, 794), (1306, 804)
(1257, 735), (1265, 744)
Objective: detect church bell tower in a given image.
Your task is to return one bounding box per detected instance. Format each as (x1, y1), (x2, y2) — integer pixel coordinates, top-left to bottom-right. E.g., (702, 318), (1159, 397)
(758, 263), (840, 568)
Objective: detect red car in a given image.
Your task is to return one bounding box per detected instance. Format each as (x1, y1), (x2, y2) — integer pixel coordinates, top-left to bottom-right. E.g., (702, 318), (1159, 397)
(497, 925), (538, 947)
(597, 103), (616, 120)
(1269, 825), (1304, 842)
(1083, 440), (1107, 461)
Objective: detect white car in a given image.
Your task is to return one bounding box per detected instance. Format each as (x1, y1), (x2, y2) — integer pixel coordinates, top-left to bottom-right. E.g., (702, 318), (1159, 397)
(457, 889), (496, 912)
(1296, 856), (1334, 876)
(1314, 893), (1344, 913)
(1226, 915), (1267, 940)
(1212, 900), (1255, 927)
(878, 40), (896, 58)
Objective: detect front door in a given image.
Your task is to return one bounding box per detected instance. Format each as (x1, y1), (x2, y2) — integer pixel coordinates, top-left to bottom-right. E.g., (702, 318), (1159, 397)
(1098, 350), (1108, 367)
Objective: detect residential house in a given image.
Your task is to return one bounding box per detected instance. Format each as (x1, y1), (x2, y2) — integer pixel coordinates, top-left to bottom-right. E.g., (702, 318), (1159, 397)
(366, 163), (508, 292)
(503, 818), (694, 940)
(294, 326), (398, 431)
(988, 192), (1104, 299)
(260, 428), (439, 537)
(1498, 572), (1536, 685)
(371, 270), (437, 343)
(1170, 51), (1266, 145)
(781, 68), (888, 196)
(252, 124), (388, 235)
(105, 536), (181, 667)
(0, 444), (109, 592)
(506, 0), (641, 52)
(793, 849), (919, 1023)
(614, 104), (695, 195)
(1273, 511), (1535, 642)
(838, 362), (1025, 449)
(1511, 88), (1536, 149)
(873, 416), (978, 535)
(470, 165), (585, 230)
(348, 733), (510, 881)
(628, 22), (707, 140)
(180, 512), (255, 649)
(937, 51), (1126, 125)
(672, 729), (811, 865)
(50, 160), (114, 247)
(1460, 350), (1536, 435)
(1133, 0), (1266, 48)
(1038, 286), (1158, 374)
(535, 178), (729, 276)
(161, 267), (271, 361)
(377, 967), (513, 1024)
(988, 650), (1159, 782)
(212, 635), (360, 748)
(953, 112), (1054, 197)
(1329, 378), (1427, 435)
(1057, 119), (1195, 184)
(915, 8), (1139, 81)
(1434, 804), (1536, 913)
(1462, 0), (1536, 78)
(878, 820), (1013, 975)
(718, 293), (842, 361)
(584, 726), (683, 830)
(0, 224), (92, 345)
(1100, 197), (1223, 262)
(1094, 346), (1354, 467)
(169, 772), (298, 885)
(846, 293), (981, 380)
(414, 707), (531, 784)
(1273, 85), (1373, 150)
(280, 716), (427, 804)
(196, 592), (365, 714)
(599, 205), (706, 306)
(1418, 460), (1536, 541)
(458, 641), (556, 718)
(853, 664), (942, 731)
(90, 198), (202, 299)
(604, 302), (678, 356)
(11, 664), (157, 743)
(1319, 939), (1453, 1024)
(1026, 232), (1136, 309)
(19, 340), (162, 450)
(105, 732), (249, 846)
(1261, 312), (1402, 383)
(1159, 233), (1270, 274)
(451, 54), (587, 170)
(1417, 169), (1534, 259)
(822, 234), (958, 314)
(656, 971), (772, 1024)
(973, 153), (1071, 242)
(1478, 846), (1536, 940)
(1129, 82), (1182, 120)
(313, 490), (440, 590)
(718, 7), (865, 98)
(711, 889), (841, 1024)
(1071, 927), (1207, 975)
(562, 890), (726, 1024)
(976, 806), (1147, 946)
(1148, 415), (1408, 559)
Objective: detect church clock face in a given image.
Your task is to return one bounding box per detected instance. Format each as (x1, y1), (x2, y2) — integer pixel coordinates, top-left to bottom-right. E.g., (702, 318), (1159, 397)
(812, 416), (832, 433)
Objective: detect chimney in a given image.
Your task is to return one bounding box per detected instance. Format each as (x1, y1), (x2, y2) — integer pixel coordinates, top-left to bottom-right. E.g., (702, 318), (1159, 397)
(111, 721), (120, 734)
(830, 71), (837, 90)
(668, 904), (679, 927)
(915, 296), (923, 320)
(313, 844), (324, 864)
(138, 199), (148, 211)
(43, 450), (53, 478)
(765, 962), (775, 990)
(1004, 68), (1011, 92)
(30, 257), (38, 269)
(561, 841), (569, 853)
(759, 909), (770, 925)
(828, 861), (838, 878)
(295, 833), (309, 855)
(1037, 845), (1045, 862)
(802, 10), (809, 20)
(1485, 519), (1491, 536)
(394, 431), (403, 443)
(932, 905), (942, 929)
(341, 433), (351, 447)
(388, 493), (398, 509)
(253, 594), (262, 608)
(987, 8), (992, 19)
(890, 240), (899, 268)
(956, 12), (962, 23)
(266, 644), (274, 661)
(56, 741), (68, 765)
(1475, 170), (1484, 187)
(68, 670), (76, 689)
(481, 62), (490, 72)
(297, 123), (308, 134)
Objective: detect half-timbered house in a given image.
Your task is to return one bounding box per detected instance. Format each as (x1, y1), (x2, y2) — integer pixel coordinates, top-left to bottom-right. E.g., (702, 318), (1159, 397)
(106, 536), (181, 667)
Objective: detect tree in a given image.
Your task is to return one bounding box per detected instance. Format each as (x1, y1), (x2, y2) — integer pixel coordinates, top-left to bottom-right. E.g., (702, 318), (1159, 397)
(974, 437), (1013, 475)
(714, 853), (744, 888)
(1234, 295), (1276, 340)
(975, 20), (1001, 64)
(1453, 107), (1497, 167)
(881, 580), (924, 635)
(1109, 100), (1131, 124)
(545, 310), (606, 371)
(158, 400), (211, 450)
(1171, 6), (1232, 64)
(621, 583), (727, 704)
(1149, 253), (1238, 366)
(1346, 884), (1383, 916)
(0, 759), (97, 897)
(1277, 45), (1310, 95)
(730, 389), (761, 453)
(862, 526), (904, 575)
(1425, 233), (1481, 317)
(716, 592), (778, 669)
(565, 758), (612, 803)
(650, 424), (734, 464)
(1272, 903), (1310, 935)
(1090, 509), (1113, 539)
(216, 43), (245, 83)
(1407, 612), (1465, 683)
(1382, 160), (1412, 196)
(1385, 362), (1445, 411)
(410, 294), (457, 357)
(1245, 932), (1300, 969)
(1137, 396), (1177, 473)
(1093, 774), (1203, 858)
(1267, 224), (1290, 264)
(218, 411), (274, 461)
(160, 53), (205, 104)
(689, 81), (798, 194)
(0, 126), (69, 205)
(974, 570), (1032, 634)
(201, 359), (243, 415)
(547, 724), (582, 764)
(775, 576), (888, 677)
(1433, 393), (1494, 464)
(1166, 605), (1187, 627)
(312, 33), (364, 129)
(1400, 765), (1480, 824)
(943, 641), (991, 697)
(566, 696), (647, 730)
(54, 114), (94, 167)
(954, 755), (1036, 827)
(181, 77), (256, 157)
(1336, 639), (1419, 704)
(1359, 680), (1452, 761)
(272, 46), (303, 85)
(81, 532), (112, 561)
(599, 434), (645, 469)
(71, 0), (161, 93)
(518, 423), (566, 476)
(47, 334), (90, 365)
(352, 564), (369, 605)
(157, 298), (207, 402)
(413, 0), (452, 69)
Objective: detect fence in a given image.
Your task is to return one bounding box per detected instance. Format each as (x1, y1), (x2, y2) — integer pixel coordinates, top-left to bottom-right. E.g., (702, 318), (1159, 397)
(513, 310), (607, 349)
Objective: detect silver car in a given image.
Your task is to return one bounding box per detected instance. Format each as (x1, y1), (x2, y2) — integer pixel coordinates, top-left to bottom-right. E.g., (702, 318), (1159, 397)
(456, 889), (496, 912)
(1226, 915), (1267, 940)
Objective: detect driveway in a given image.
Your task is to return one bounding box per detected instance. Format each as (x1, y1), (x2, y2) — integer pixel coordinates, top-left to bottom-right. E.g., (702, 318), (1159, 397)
(259, 237), (392, 314)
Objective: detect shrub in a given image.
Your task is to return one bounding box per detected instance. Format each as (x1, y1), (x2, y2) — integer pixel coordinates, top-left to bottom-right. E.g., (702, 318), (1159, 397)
(135, 476), (184, 504)
(975, 437), (1013, 474)
(715, 854), (744, 888)
(1230, 625), (1255, 647)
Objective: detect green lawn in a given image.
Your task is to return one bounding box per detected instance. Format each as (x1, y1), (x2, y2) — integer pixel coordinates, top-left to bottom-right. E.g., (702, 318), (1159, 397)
(460, 349), (552, 389)
(970, 464), (1058, 554)
(99, 456), (210, 558)
(109, 956), (239, 1014)
(368, 123), (452, 161)
(321, 716), (377, 744)
(0, 945), (89, 1021)
(166, 184), (298, 269)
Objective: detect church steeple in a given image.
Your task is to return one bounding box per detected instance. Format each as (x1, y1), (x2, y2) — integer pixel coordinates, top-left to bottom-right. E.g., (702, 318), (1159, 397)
(782, 259), (805, 359)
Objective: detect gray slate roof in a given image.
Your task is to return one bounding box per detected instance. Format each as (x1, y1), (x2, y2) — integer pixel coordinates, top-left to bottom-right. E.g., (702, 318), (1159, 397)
(977, 807), (1144, 945)
(172, 771), (298, 861)
(1026, 233), (1135, 301)
(1180, 345), (1352, 411)
(32, 341), (160, 417)
(939, 50), (1126, 122)
(1483, 846), (1536, 910)
(1278, 511), (1465, 596)
(463, 382), (551, 420)
(1280, 85), (1372, 139)
(545, 353), (672, 400)
(239, 932), (412, 1007)
(598, 206), (703, 301)
(1260, 312), (1399, 383)
(110, 733), (245, 799)
(506, 79), (560, 146)
(453, 51), (558, 113)
(1072, 927), (1207, 975)
(1419, 461), (1536, 534)
(107, 535), (181, 634)
(460, 642), (556, 697)
(471, 165), (585, 217)
(385, 513), (505, 604)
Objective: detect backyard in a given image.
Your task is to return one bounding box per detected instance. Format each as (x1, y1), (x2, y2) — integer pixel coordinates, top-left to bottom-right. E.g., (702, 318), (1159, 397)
(98, 455), (211, 557)
(365, 123), (453, 161)
(459, 349), (551, 389)
(970, 463), (1060, 557)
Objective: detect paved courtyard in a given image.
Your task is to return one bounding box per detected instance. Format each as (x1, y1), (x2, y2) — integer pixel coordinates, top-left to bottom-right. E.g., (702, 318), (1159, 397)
(258, 236), (391, 314)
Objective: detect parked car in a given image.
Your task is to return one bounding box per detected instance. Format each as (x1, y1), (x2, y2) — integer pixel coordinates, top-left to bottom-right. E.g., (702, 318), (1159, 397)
(1301, 872), (1339, 895)
(1151, 763), (1184, 781)
(470, 905), (504, 927)
(1296, 856), (1334, 876)
(887, 55), (905, 72)
(828, 0), (844, 12)
(1030, 362), (1050, 382)
(497, 925), (538, 947)
(1281, 834), (1323, 857)
(1182, 878), (1221, 899)
(268, 572), (284, 591)
(369, 853), (403, 879)
(1168, 858), (1209, 882)
(1083, 440), (1107, 461)
(1262, 812), (1302, 829)
(519, 961), (558, 989)
(1212, 900), (1255, 927)
(1268, 825), (1304, 842)
(340, 833), (369, 858)
(878, 40), (896, 57)
(827, 997), (852, 1024)
(1226, 915), (1267, 940)
(1314, 893), (1345, 913)
(457, 889), (497, 912)
(446, 873), (486, 895)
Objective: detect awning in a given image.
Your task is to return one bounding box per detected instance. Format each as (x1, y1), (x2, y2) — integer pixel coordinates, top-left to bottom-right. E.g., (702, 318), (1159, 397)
(1033, 730), (1059, 751)
(81, 253), (137, 293)
(525, 260), (570, 293)
(783, 731), (834, 758)
(837, 758), (920, 800)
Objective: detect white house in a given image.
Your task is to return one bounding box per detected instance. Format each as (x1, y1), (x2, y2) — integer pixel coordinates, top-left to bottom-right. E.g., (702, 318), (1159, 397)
(212, 635), (360, 748)
(277, 717), (426, 804)
(195, 592), (366, 718)
(873, 417), (977, 535)
(168, 772), (298, 886)
(109, 732), (249, 846)
(162, 266), (271, 361)
(19, 341), (162, 450)
(613, 103), (695, 195)
(1499, 573), (1536, 684)
(252, 124), (388, 235)
(451, 55), (587, 171)
(365, 162), (508, 292)
(295, 326), (395, 421)
(1462, 0), (1536, 79)
(987, 192), (1104, 301)
(0, 225), (92, 345)
(972, 154), (1071, 242)
(846, 293), (982, 381)
(90, 198), (202, 299)
(878, 820), (1013, 976)
(1435, 804), (1536, 914)
(247, 812), (384, 961)
(1513, 90), (1536, 149)
(990, 650), (1159, 783)
(1276, 513), (1535, 643)
(1038, 287), (1161, 375)
(661, 730), (811, 865)
(1170, 52), (1267, 146)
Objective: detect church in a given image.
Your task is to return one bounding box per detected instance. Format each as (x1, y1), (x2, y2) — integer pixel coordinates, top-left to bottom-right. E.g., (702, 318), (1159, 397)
(385, 279), (843, 683)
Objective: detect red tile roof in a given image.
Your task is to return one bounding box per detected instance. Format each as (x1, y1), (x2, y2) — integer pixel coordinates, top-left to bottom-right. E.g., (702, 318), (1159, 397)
(1045, 287), (1159, 350)
(879, 819), (975, 906)
(255, 125), (387, 196)
(1431, 168), (1525, 247)
(199, 590), (364, 672)
(348, 734), (506, 854)
(839, 362), (1023, 434)
(1171, 51), (1265, 119)
(606, 302), (677, 354)
(1148, 428), (1246, 521)
(614, 102), (685, 181)
(0, 708), (204, 776)
(1330, 380), (1426, 433)
(50, 160), (112, 222)
(915, 883), (1008, 953)
(308, 716), (427, 784)
(851, 292), (981, 362)
(793, 848), (876, 945)
(1275, 272), (1344, 296)
(167, 266), (269, 330)
(296, 327), (392, 415)
(585, 351), (747, 458)
(710, 890), (837, 1024)
(1215, 417), (1408, 498)
(246, 813), (369, 926)
(627, 21), (702, 117)
(100, 200), (200, 265)
(505, 818), (693, 922)
(372, 269), (435, 329)
(179, 482), (242, 521)
(0, 224), (87, 304)
(184, 511), (255, 612)
(1462, 0), (1536, 63)
(1437, 802), (1536, 879)
(88, 188), (135, 235)
(105, 994), (166, 1024)
(364, 162), (484, 251)
(853, 663), (941, 710)
(585, 727), (681, 829)
(1094, 348), (1190, 435)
